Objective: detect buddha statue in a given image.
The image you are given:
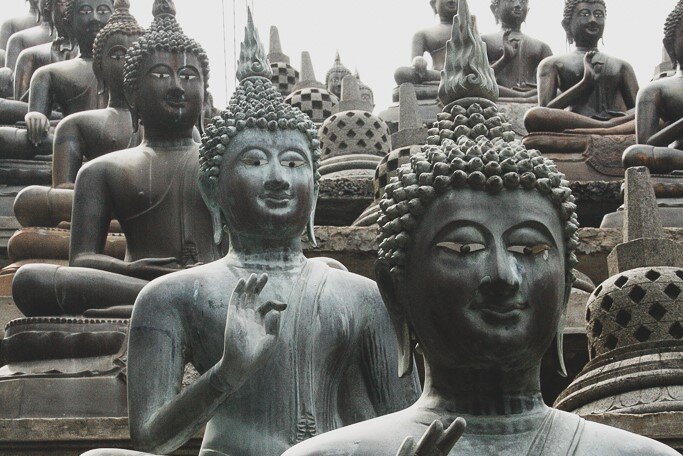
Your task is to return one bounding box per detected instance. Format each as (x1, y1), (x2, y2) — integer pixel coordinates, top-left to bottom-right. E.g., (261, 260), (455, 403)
(13, 0), (78, 104)
(2, 0), (52, 76)
(51, 0), (142, 187)
(601, 0), (683, 228)
(393, 0), (458, 88)
(283, 2), (677, 454)
(480, 0), (552, 102)
(0, 0), (41, 52)
(355, 70), (375, 111)
(11, 0), (220, 317)
(0, 0), (111, 161)
(285, 51), (339, 125)
(80, 9), (419, 456)
(325, 51), (351, 98)
(524, 0), (639, 134)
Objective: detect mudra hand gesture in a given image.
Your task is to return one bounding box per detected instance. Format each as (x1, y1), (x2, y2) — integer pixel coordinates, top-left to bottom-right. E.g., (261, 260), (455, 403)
(215, 273), (287, 391)
(583, 50), (604, 83)
(396, 418), (466, 456)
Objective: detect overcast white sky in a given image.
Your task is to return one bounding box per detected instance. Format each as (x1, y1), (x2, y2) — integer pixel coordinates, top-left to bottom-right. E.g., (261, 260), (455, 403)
(4, 0), (678, 110)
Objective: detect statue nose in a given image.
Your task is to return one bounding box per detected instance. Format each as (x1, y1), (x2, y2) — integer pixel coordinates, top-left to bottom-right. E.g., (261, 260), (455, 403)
(479, 248), (521, 298)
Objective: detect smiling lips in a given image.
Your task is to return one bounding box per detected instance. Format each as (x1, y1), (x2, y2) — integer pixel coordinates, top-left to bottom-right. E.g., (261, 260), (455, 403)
(262, 193), (293, 206)
(475, 299), (529, 315)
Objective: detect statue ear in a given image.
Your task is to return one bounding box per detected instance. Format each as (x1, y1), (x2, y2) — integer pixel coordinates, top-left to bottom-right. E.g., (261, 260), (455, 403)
(198, 176), (224, 245)
(124, 88), (140, 133)
(306, 184), (319, 247)
(375, 260), (414, 378)
(551, 275), (573, 378)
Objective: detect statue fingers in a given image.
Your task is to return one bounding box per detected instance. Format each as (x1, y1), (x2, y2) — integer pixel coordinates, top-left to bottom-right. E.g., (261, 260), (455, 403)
(230, 278), (247, 303)
(415, 420), (444, 453)
(261, 302), (286, 336)
(243, 273), (260, 308)
(437, 417), (466, 454)
(254, 273), (269, 295)
(396, 436), (419, 456)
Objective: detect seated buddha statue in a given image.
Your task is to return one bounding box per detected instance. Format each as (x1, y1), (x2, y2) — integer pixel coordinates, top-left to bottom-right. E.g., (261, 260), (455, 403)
(524, 0), (639, 134)
(79, 8), (419, 456)
(11, 0), (221, 317)
(481, 0), (552, 102)
(283, 2), (679, 455)
(325, 51), (351, 99)
(13, 0), (79, 105)
(0, 0), (112, 160)
(394, 0), (458, 88)
(0, 0), (41, 52)
(1, 0), (52, 74)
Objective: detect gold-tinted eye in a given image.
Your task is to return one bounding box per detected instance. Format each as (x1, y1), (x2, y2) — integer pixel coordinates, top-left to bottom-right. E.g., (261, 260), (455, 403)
(241, 157), (265, 166)
(508, 244), (551, 256)
(437, 242), (486, 254)
(152, 72), (170, 79)
(281, 158), (305, 168)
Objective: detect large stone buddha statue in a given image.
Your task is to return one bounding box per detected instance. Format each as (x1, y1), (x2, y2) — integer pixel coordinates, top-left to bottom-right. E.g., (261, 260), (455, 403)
(0, 0), (112, 160)
(2, 0), (52, 76)
(524, 0), (639, 134)
(481, 0), (552, 102)
(11, 0), (220, 317)
(80, 8), (419, 456)
(283, 2), (678, 455)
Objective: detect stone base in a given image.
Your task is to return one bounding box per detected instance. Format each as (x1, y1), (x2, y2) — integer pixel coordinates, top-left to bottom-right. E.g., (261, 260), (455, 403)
(0, 417), (202, 455)
(584, 412), (683, 452)
(315, 176), (374, 227)
(379, 97), (440, 134)
(0, 296), (22, 339)
(523, 133), (635, 182)
(0, 157), (51, 187)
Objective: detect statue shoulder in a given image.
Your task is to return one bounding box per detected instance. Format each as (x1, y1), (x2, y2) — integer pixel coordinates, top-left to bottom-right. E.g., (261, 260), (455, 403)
(321, 264), (382, 305)
(575, 416), (679, 455)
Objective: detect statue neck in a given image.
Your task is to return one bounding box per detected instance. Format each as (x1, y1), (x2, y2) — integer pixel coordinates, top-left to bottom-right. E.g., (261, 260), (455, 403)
(142, 136), (195, 149)
(225, 233), (306, 271)
(76, 36), (95, 59)
(500, 21), (523, 33)
(439, 13), (456, 25)
(420, 359), (544, 417)
(575, 45), (599, 53)
(107, 84), (127, 109)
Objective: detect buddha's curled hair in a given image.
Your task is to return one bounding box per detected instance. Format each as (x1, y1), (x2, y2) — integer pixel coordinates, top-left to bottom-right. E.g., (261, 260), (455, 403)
(376, 102), (579, 288)
(664, 0), (683, 68)
(93, 0), (144, 75)
(122, 0), (209, 95)
(199, 76), (321, 187)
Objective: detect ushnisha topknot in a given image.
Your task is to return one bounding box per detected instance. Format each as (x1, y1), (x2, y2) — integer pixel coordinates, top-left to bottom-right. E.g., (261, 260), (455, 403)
(664, 0), (683, 68)
(92, 0), (144, 76)
(199, 8), (321, 187)
(122, 0), (209, 95)
(562, 0), (607, 43)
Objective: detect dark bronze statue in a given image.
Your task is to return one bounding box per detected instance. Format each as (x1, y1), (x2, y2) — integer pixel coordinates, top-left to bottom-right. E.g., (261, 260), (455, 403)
(283, 2), (678, 454)
(622, 0), (683, 174)
(2, 0), (52, 75)
(52, 0), (142, 187)
(13, 0), (78, 104)
(79, 7), (419, 456)
(12, 0), (219, 317)
(393, 0), (458, 86)
(0, 0), (111, 160)
(481, 0), (552, 101)
(524, 0), (639, 134)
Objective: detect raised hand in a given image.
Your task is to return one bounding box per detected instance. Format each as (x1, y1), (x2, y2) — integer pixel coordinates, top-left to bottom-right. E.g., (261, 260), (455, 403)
(216, 273), (287, 391)
(24, 111), (50, 146)
(396, 418), (466, 456)
(582, 50), (604, 83)
(502, 30), (521, 61)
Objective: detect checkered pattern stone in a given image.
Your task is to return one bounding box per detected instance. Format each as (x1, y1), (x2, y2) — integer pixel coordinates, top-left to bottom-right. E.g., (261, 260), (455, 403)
(319, 111), (391, 161)
(285, 88), (339, 125)
(373, 146), (416, 200)
(270, 62), (299, 97)
(586, 266), (683, 359)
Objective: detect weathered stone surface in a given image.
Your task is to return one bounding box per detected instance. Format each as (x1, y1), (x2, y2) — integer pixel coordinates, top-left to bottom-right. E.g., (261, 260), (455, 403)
(623, 167), (665, 241)
(608, 238), (683, 276)
(0, 157), (52, 186)
(497, 101), (530, 138)
(0, 296), (22, 339)
(584, 413), (683, 452)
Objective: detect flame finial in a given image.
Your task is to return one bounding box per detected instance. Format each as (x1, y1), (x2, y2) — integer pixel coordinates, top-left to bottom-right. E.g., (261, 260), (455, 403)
(236, 7), (272, 81)
(152, 0), (176, 18)
(438, 0), (499, 107)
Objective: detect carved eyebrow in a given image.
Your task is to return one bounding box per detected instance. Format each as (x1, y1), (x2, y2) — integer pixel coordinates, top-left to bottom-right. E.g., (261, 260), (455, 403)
(504, 221), (557, 246)
(432, 220), (489, 244)
(178, 65), (200, 74)
(147, 64), (173, 73)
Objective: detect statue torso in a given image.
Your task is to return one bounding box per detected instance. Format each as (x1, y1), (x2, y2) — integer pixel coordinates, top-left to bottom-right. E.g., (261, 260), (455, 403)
(179, 260), (386, 456)
(551, 51), (630, 119)
(419, 23), (454, 71)
(9, 23), (51, 50)
(36, 57), (103, 115)
(482, 31), (551, 89)
(650, 75), (683, 127)
(69, 107), (136, 161)
(95, 141), (218, 265)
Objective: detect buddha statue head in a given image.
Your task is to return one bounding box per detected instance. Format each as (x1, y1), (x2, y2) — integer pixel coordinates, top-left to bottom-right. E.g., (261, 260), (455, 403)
(663, 0), (683, 69)
(199, 9), (321, 247)
(490, 0), (529, 27)
(92, 0), (144, 97)
(63, 0), (113, 58)
(123, 0), (209, 135)
(355, 70), (375, 110)
(377, 0), (579, 378)
(561, 0), (606, 46)
(325, 52), (351, 98)
(43, 0), (72, 44)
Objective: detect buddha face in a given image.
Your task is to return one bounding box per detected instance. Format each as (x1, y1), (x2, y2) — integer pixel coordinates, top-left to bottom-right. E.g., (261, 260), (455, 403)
(493, 0), (529, 26)
(72, 0), (112, 53)
(98, 33), (139, 93)
(568, 2), (605, 46)
(215, 128), (315, 240)
(394, 188), (566, 371)
(327, 68), (351, 98)
(134, 50), (204, 133)
(432, 0), (458, 18)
